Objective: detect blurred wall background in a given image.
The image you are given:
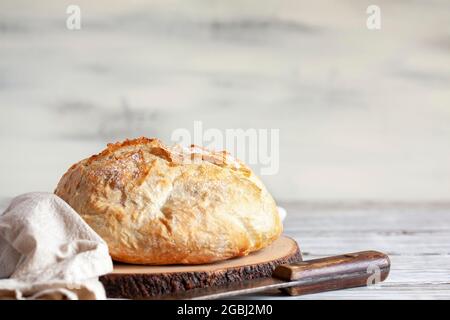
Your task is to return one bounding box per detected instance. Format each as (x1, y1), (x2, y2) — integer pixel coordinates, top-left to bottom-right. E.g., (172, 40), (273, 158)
(0, 0), (449, 202)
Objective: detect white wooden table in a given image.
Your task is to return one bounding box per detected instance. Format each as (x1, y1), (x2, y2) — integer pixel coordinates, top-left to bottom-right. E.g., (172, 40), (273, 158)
(237, 202), (450, 299)
(1, 198), (449, 299)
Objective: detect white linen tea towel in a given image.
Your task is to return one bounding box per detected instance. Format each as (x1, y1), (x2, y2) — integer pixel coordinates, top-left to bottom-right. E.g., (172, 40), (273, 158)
(0, 192), (113, 300)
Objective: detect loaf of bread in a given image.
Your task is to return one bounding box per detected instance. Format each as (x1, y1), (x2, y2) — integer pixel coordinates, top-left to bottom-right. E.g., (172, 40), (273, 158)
(55, 137), (282, 265)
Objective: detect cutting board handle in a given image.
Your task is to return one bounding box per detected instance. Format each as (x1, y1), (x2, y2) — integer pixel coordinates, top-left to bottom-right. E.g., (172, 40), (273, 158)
(273, 250), (390, 296)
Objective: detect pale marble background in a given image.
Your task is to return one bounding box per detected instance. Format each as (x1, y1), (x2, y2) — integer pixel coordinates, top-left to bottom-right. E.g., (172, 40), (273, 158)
(0, 0), (449, 201)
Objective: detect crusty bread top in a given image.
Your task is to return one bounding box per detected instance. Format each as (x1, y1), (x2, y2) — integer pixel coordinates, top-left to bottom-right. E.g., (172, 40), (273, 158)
(55, 137), (282, 265)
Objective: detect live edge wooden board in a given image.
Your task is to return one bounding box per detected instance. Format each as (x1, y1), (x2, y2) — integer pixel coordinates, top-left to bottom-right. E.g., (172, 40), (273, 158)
(100, 236), (302, 299)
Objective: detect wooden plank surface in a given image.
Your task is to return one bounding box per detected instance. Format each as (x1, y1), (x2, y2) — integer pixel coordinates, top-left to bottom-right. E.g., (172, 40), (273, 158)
(235, 202), (450, 299)
(1, 198), (449, 299)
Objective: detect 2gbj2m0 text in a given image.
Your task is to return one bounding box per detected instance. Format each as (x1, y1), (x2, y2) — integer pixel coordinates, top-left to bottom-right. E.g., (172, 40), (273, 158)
(177, 304), (273, 318)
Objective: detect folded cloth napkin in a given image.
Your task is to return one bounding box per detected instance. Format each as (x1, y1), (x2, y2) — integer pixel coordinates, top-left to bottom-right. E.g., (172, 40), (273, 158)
(0, 192), (113, 300)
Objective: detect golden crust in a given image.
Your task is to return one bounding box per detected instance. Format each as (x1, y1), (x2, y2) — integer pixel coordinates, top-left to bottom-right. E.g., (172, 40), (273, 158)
(55, 137), (282, 265)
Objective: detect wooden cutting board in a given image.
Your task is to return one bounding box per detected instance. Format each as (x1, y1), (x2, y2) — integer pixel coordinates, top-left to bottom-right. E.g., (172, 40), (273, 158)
(100, 236), (302, 299)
